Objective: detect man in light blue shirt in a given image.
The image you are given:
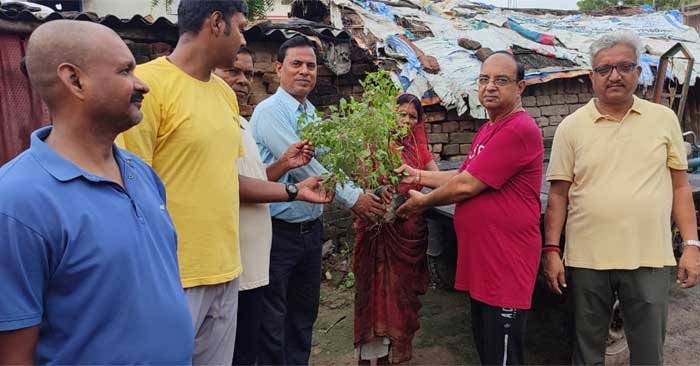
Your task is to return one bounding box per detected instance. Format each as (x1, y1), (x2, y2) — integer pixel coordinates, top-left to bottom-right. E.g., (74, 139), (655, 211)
(252, 36), (385, 365)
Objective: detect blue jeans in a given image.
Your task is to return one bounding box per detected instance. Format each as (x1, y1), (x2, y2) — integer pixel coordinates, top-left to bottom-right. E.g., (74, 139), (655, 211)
(258, 219), (323, 365)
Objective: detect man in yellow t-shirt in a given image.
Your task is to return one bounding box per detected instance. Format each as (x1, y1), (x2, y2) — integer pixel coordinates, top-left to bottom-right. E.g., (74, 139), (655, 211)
(543, 31), (700, 365)
(119, 1), (331, 364)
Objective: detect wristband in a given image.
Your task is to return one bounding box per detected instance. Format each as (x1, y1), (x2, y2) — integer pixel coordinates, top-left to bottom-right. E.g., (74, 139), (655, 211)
(543, 244), (560, 248)
(683, 240), (700, 249)
(543, 247), (561, 254)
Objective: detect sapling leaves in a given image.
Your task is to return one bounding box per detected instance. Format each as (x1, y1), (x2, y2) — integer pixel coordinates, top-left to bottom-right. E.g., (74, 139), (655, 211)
(299, 70), (405, 192)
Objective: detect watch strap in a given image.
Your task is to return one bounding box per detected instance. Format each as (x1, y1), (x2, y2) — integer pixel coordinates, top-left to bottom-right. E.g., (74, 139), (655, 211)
(683, 239), (700, 248)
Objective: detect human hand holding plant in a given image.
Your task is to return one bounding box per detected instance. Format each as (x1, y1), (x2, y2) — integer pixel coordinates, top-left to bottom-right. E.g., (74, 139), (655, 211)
(351, 193), (386, 223)
(281, 140), (315, 170)
(297, 176), (334, 204)
(378, 186), (395, 204)
(396, 189), (427, 218)
(394, 164), (420, 185)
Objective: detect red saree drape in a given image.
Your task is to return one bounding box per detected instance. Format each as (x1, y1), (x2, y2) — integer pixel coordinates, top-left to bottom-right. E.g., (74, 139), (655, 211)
(353, 124), (432, 364)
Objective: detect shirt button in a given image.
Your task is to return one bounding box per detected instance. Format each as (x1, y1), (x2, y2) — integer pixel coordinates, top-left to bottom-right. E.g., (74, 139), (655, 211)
(128, 175), (134, 180)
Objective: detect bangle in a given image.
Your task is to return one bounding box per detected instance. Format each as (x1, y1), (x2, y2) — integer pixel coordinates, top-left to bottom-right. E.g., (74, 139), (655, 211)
(416, 170), (422, 184)
(543, 247), (561, 253)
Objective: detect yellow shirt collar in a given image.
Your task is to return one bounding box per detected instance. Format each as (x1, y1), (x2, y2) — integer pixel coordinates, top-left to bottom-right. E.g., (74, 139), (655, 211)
(586, 95), (644, 123)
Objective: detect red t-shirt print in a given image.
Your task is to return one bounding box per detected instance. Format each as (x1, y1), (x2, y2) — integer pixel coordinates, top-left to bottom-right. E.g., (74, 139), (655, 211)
(453, 110), (544, 309)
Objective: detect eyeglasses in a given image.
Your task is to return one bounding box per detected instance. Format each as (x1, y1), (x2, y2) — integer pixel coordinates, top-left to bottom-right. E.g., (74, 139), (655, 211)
(592, 62), (637, 77)
(477, 76), (516, 87)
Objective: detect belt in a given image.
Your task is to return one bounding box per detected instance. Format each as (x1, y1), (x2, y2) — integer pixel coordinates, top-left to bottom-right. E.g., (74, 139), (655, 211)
(272, 218), (320, 234)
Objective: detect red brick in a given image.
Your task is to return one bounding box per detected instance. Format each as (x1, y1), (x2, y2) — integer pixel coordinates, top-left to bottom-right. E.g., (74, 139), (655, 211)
(543, 126), (558, 137)
(447, 155), (467, 162)
(459, 121), (475, 131)
(522, 96), (537, 107)
(425, 111), (447, 123)
(427, 133), (449, 143)
(441, 121), (459, 133)
(443, 144), (460, 155)
(551, 94), (566, 105)
(262, 73), (279, 84)
(449, 132), (475, 143)
(525, 107), (541, 118)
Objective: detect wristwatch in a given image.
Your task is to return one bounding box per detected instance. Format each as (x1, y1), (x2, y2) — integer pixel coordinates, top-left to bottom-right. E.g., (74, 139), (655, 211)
(683, 240), (700, 249)
(285, 183), (298, 202)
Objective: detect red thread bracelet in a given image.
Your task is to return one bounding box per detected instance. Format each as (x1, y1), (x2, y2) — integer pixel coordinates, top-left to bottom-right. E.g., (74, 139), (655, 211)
(543, 247), (561, 253)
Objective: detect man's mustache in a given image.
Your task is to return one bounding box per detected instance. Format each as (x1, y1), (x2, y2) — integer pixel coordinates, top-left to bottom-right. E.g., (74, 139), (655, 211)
(130, 93), (144, 103)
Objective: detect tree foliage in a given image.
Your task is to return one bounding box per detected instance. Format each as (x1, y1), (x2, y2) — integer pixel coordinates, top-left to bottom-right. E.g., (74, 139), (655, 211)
(299, 70), (408, 192)
(246, 0), (275, 20)
(577, 0), (682, 11)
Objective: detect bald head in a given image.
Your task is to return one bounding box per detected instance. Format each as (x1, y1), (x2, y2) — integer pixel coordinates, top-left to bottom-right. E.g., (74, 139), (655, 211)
(478, 51), (526, 116)
(25, 20), (124, 106)
(482, 52), (524, 82)
(25, 20), (149, 133)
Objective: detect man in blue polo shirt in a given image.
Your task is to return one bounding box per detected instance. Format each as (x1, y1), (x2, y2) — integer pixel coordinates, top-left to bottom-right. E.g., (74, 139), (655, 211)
(0, 20), (193, 364)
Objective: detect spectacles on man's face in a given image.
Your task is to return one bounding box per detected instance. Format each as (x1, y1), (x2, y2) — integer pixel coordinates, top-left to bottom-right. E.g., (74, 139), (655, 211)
(592, 62), (637, 77)
(478, 76), (516, 87)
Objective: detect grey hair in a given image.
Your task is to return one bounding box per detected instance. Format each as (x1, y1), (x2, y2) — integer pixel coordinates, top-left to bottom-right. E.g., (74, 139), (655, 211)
(589, 30), (643, 64)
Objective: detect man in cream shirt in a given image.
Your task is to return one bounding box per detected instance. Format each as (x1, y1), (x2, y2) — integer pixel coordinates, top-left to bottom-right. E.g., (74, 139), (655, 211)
(543, 30), (700, 365)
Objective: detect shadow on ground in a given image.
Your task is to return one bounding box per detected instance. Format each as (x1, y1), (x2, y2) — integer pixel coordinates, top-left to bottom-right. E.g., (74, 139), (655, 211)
(311, 283), (570, 365)
(311, 268), (700, 365)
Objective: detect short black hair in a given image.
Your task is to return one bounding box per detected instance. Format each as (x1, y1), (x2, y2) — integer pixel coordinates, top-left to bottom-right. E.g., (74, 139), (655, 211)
(237, 46), (255, 62)
(277, 36), (317, 63)
(177, 0), (248, 36)
(492, 50), (525, 81)
(396, 93), (424, 123)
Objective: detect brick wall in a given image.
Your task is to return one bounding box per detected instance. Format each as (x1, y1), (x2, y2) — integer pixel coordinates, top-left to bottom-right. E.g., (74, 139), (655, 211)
(242, 41), (372, 118)
(423, 77), (594, 162)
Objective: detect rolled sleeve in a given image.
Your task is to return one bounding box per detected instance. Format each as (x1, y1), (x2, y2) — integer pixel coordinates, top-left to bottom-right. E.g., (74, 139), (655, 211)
(334, 181), (361, 208)
(0, 213), (50, 331)
(546, 122), (575, 182)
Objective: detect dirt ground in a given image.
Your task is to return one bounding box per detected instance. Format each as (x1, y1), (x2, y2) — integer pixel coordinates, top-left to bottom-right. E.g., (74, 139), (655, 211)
(310, 268), (700, 366)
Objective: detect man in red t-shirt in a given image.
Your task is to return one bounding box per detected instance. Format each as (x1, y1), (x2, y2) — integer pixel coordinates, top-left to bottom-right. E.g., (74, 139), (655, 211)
(397, 52), (543, 365)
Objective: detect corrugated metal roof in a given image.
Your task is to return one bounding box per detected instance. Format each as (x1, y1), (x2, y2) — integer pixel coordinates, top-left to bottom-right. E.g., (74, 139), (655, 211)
(0, 5), (353, 43)
(0, 8), (177, 30)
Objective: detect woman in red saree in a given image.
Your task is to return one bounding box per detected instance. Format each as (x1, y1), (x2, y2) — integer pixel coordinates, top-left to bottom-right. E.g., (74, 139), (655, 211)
(353, 93), (439, 365)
